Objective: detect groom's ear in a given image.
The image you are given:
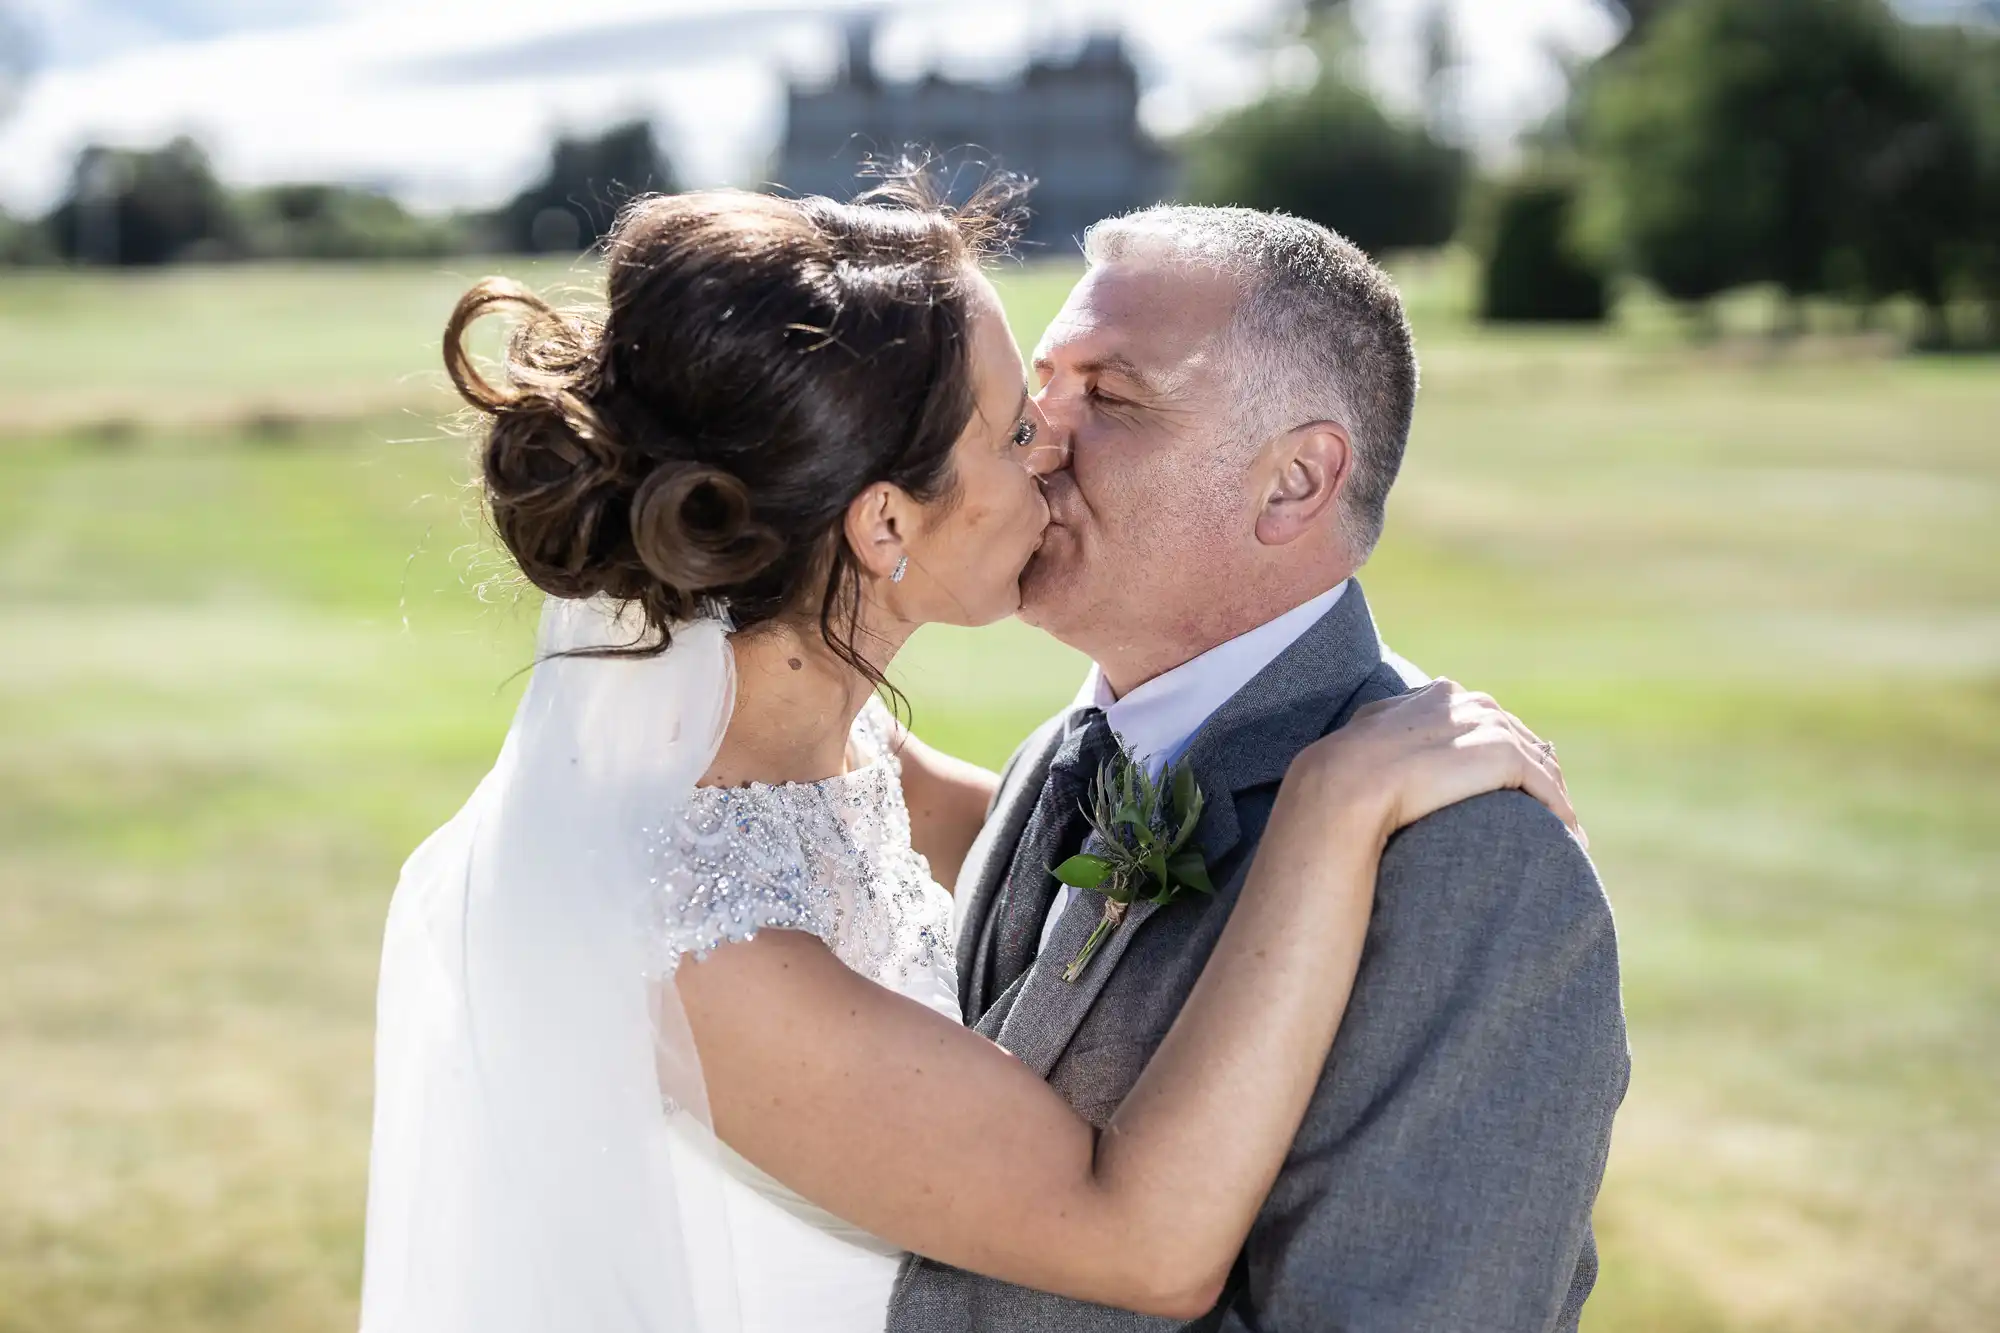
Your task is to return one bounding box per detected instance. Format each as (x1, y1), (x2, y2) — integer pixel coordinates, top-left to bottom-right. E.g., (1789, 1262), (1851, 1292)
(1254, 421), (1351, 547)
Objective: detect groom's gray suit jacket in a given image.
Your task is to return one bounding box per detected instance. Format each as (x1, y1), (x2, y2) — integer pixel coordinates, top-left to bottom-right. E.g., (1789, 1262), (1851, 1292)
(888, 582), (1629, 1333)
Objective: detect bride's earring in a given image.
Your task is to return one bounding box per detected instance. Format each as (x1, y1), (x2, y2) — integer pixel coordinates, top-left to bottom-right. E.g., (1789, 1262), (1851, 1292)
(891, 555), (908, 584)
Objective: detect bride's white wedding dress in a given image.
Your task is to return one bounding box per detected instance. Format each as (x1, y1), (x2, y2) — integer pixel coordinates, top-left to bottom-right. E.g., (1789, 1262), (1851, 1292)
(363, 604), (955, 1333)
(655, 697), (960, 1332)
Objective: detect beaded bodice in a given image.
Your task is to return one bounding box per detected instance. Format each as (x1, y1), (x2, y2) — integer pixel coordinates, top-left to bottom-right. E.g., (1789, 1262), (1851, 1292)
(649, 697), (960, 1315)
(655, 697), (956, 996)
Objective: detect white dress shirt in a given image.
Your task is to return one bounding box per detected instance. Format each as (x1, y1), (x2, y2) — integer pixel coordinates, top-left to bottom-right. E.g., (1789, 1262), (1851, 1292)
(1035, 581), (1349, 956)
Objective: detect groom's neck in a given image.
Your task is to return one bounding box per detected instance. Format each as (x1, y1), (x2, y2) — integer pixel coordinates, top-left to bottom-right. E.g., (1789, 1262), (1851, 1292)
(1092, 576), (1350, 700)
(1093, 624), (1260, 703)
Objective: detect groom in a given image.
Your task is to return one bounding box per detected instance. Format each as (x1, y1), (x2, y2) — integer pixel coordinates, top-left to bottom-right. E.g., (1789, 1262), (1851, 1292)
(889, 207), (1629, 1331)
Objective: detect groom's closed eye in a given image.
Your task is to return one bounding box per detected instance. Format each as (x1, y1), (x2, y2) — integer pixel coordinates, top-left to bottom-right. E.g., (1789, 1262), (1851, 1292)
(1079, 355), (1156, 398)
(1033, 354), (1156, 396)
(1083, 380), (1148, 425)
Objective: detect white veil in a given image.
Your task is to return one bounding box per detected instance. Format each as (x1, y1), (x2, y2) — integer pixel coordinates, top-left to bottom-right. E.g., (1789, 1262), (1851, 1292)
(360, 596), (740, 1332)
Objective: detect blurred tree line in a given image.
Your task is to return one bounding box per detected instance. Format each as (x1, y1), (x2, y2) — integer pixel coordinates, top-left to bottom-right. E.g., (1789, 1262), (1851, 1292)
(0, 119), (677, 267)
(1183, 0), (2000, 349)
(1579, 0), (1999, 346)
(2, 0), (1994, 349)
(1183, 1), (1466, 260)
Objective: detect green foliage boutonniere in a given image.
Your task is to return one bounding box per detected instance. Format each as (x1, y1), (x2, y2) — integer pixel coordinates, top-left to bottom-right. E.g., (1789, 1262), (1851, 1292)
(1051, 741), (1215, 983)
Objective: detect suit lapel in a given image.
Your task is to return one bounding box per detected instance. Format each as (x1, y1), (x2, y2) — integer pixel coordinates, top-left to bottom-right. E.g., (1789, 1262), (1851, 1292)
(955, 711), (1081, 1021)
(986, 581), (1394, 1077)
(993, 888), (1162, 1076)
(1171, 581), (1392, 867)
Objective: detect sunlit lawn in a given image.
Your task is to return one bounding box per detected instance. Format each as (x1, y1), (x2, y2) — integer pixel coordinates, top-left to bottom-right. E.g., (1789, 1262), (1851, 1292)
(0, 256), (1994, 1333)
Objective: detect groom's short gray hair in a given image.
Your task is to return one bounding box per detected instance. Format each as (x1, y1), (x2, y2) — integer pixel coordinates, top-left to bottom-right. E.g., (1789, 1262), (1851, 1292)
(1081, 205), (1417, 558)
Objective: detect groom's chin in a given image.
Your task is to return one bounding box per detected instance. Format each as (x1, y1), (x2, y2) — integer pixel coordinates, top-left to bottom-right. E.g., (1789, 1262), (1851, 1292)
(1015, 534), (1080, 633)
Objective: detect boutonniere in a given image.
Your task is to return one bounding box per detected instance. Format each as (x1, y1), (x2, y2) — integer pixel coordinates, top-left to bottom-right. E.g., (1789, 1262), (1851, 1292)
(1051, 741), (1215, 983)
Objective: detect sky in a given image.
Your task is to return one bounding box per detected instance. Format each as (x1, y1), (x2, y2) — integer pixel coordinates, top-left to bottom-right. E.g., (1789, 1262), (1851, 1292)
(0, 0), (1633, 214)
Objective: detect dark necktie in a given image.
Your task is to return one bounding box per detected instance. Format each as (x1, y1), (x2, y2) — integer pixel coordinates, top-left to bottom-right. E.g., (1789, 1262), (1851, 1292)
(985, 708), (1118, 1005)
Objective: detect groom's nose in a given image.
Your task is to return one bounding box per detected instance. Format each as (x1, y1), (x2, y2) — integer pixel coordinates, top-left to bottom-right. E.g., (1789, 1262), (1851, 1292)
(1023, 427), (1071, 478)
(1022, 399), (1071, 478)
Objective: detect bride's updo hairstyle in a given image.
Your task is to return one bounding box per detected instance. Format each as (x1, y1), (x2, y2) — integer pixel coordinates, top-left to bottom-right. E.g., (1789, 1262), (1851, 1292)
(443, 173), (1023, 676)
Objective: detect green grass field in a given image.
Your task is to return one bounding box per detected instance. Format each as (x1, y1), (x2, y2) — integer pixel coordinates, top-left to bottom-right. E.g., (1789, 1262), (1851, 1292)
(1, 255), (1995, 1333)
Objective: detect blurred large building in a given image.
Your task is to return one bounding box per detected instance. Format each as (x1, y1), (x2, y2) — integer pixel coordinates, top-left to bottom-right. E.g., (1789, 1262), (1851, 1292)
(776, 18), (1176, 253)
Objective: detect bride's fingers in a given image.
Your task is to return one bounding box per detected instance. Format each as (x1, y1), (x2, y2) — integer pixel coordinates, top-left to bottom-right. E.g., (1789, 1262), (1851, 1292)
(1356, 677), (1452, 728)
(1493, 714), (1587, 848)
(1348, 683), (1585, 845)
(1481, 723), (1581, 840)
(1498, 711), (1567, 794)
(1436, 681), (1486, 726)
(1515, 751), (1580, 839)
(1447, 693), (1584, 843)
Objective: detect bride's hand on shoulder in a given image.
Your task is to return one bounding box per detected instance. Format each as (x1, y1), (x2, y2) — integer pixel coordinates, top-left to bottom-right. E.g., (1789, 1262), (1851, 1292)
(1283, 679), (1584, 851)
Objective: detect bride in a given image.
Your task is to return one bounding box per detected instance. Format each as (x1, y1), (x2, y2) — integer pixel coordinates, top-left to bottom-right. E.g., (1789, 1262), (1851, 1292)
(360, 178), (1578, 1333)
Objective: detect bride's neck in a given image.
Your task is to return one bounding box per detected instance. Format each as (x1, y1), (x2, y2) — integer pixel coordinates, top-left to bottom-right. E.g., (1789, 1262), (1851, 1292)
(702, 613), (911, 788)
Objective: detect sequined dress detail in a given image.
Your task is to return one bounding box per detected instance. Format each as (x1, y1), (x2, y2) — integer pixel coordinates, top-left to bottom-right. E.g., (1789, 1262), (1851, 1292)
(656, 696), (960, 1333)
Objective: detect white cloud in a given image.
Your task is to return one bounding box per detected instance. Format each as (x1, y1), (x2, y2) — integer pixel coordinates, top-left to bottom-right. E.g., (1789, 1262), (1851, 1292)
(1359, 0), (1618, 135)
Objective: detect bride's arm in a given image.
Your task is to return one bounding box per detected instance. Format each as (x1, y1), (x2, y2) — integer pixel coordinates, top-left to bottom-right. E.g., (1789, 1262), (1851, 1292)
(881, 715), (999, 892)
(676, 681), (1576, 1318)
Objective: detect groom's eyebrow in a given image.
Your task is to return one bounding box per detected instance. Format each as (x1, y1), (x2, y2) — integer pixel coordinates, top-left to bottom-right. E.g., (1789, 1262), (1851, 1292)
(1074, 354), (1159, 396)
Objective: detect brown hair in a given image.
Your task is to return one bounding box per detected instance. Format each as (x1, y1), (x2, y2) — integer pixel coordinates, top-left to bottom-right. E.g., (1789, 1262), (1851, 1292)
(444, 173), (1023, 677)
